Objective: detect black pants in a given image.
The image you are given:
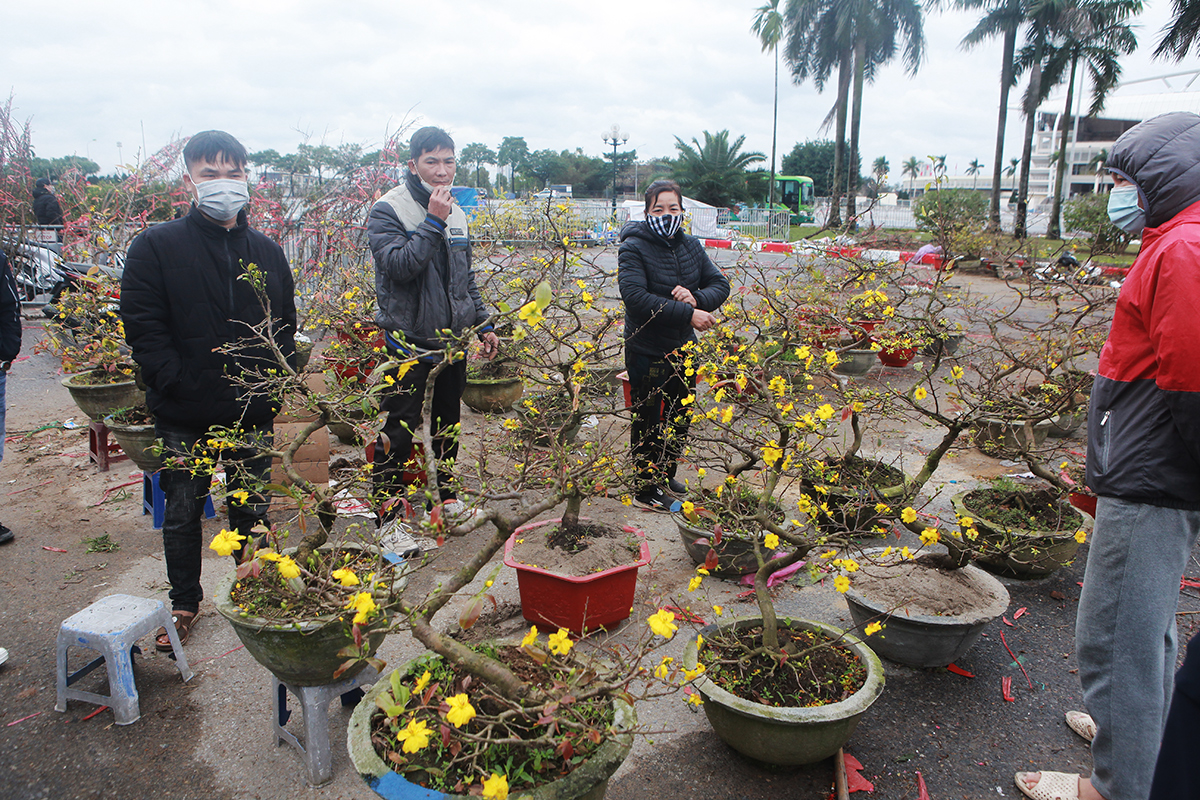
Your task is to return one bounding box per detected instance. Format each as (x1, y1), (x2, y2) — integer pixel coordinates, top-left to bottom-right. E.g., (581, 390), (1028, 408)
(626, 350), (694, 491)
(1149, 631), (1200, 799)
(371, 358), (466, 516)
(157, 422), (272, 614)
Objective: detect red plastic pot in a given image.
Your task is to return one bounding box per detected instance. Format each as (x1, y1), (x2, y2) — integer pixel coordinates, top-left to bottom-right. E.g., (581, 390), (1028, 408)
(1069, 492), (1097, 518)
(504, 520), (651, 635)
(877, 346), (917, 368)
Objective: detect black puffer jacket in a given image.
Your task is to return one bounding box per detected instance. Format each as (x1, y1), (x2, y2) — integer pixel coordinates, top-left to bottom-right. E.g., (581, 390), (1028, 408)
(0, 252), (21, 363)
(122, 205), (297, 429)
(617, 221), (730, 357)
(32, 187), (64, 228)
(1106, 112), (1200, 229)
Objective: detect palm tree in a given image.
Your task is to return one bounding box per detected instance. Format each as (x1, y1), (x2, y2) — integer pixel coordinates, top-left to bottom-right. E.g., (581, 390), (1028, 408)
(967, 158), (985, 188)
(671, 130), (766, 207)
(1155, 0), (1200, 59)
(956, 0), (1028, 233)
(901, 155), (922, 197)
(782, 0), (925, 229)
(752, 0), (786, 210)
(872, 156), (890, 184)
(933, 154), (948, 177)
(1005, 156), (1020, 192)
(1040, 0), (1140, 239)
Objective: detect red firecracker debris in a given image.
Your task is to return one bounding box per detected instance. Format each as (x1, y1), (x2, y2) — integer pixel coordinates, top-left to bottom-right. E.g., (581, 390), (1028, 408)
(1013, 607), (1027, 619)
(843, 753), (874, 793)
(1002, 676), (1015, 702)
(916, 770), (931, 799)
(946, 663), (975, 678)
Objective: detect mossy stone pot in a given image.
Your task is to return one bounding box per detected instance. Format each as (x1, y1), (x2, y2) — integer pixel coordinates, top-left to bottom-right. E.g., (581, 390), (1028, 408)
(102, 415), (161, 472)
(347, 655), (636, 800)
(948, 491), (1091, 579)
(844, 549), (1010, 668)
(971, 417), (1053, 452)
(213, 546), (402, 686)
(62, 373), (145, 421)
(674, 515), (778, 579)
(683, 616), (884, 766)
(463, 376), (524, 413)
(831, 349), (877, 377)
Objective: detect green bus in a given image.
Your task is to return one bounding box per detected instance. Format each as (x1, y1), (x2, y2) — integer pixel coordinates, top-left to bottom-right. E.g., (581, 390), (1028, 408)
(773, 175), (816, 224)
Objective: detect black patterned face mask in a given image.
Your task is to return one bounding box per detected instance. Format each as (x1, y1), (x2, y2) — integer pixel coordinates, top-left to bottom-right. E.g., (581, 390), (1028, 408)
(647, 213), (683, 239)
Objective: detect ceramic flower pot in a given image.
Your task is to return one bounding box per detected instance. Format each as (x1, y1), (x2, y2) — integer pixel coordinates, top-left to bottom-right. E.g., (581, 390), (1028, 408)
(62, 372), (145, 422)
(844, 549), (1010, 668)
(102, 415), (161, 473)
(948, 491), (1091, 579)
(1068, 492), (1097, 518)
(213, 545), (403, 685)
(683, 616), (884, 766)
(463, 376), (524, 413)
(674, 514), (779, 579)
(971, 417), (1053, 453)
(831, 349), (877, 377)
(347, 655), (636, 800)
(876, 345), (917, 368)
(503, 520), (651, 634)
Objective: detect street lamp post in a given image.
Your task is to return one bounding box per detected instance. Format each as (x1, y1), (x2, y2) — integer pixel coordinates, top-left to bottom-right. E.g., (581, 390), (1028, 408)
(602, 124), (628, 217)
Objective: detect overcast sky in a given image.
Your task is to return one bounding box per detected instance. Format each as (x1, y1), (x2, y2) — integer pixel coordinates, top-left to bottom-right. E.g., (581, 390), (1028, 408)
(3, 0), (1195, 182)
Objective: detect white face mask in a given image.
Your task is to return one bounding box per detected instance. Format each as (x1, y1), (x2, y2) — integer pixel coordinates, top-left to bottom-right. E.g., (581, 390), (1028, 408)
(419, 178), (439, 194)
(193, 178), (249, 222)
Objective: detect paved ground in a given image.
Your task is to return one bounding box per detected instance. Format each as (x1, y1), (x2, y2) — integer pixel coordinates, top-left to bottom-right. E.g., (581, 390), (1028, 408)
(3, 272), (1198, 800)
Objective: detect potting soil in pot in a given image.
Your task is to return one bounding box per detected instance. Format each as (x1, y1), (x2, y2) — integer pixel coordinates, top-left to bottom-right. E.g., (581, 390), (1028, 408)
(367, 646), (618, 795)
(851, 554), (994, 616)
(508, 522), (641, 577)
(698, 624), (867, 708)
(962, 487), (1082, 531)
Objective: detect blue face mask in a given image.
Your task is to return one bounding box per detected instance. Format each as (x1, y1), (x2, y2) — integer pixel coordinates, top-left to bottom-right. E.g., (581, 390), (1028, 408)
(1107, 185), (1146, 234)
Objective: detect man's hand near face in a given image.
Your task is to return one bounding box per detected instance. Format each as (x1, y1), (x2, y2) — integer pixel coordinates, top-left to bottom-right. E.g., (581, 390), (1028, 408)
(429, 186), (454, 221)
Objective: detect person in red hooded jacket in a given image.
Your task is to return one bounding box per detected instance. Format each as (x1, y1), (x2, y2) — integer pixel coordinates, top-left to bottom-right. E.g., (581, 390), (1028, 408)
(1017, 112), (1200, 800)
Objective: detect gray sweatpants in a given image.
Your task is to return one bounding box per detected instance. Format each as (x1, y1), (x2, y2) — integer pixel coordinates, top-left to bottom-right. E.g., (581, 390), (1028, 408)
(1076, 496), (1200, 800)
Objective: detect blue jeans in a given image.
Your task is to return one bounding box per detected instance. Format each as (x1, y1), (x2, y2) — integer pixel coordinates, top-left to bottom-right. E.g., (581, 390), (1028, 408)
(157, 422), (273, 614)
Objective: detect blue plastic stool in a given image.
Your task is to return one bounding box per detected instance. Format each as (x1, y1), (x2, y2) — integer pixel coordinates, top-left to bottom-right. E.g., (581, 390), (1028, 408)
(142, 472), (216, 529)
(273, 666), (378, 785)
(55, 594), (194, 725)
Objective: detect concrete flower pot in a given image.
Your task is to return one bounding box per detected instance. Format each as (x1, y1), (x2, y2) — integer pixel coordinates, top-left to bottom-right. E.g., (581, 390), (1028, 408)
(463, 376), (524, 413)
(102, 415), (161, 473)
(845, 549), (1010, 668)
(62, 372), (145, 421)
(674, 515), (778, 579)
(948, 491), (1091, 579)
(683, 616), (884, 766)
(347, 655), (635, 800)
(971, 417), (1053, 453)
(831, 349), (877, 377)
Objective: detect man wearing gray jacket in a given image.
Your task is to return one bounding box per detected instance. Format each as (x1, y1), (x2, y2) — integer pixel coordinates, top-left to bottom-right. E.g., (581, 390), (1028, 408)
(366, 127), (497, 542)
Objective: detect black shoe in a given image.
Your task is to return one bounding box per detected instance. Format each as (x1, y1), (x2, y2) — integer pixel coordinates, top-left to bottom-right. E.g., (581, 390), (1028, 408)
(635, 487), (673, 511)
(667, 478), (687, 495)
(0, 524), (13, 545)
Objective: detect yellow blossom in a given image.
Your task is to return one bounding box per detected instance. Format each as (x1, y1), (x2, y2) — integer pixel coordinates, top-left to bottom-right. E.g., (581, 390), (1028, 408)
(502, 418), (520, 431)
(547, 628), (573, 656)
(681, 500), (696, 518)
(875, 502), (891, 514)
(332, 567), (360, 586)
(697, 468), (707, 479)
(1074, 529), (1087, 544)
(397, 717), (431, 753)
(655, 657), (674, 679)
(901, 507), (918, 524)
(762, 444), (783, 467)
(482, 774), (509, 800)
(683, 664), (706, 681)
(209, 529), (246, 557)
(518, 301), (543, 327)
(348, 591), (377, 624)
(824, 350), (840, 367)
(901, 546), (914, 559)
(521, 626), (538, 647)
(865, 621), (883, 636)
(681, 394), (694, 406)
(815, 404), (835, 421)
(413, 670), (431, 693)
(720, 406), (734, 424)
(913, 386), (928, 401)
(834, 575), (850, 593)
(686, 692), (703, 707)
(920, 527), (940, 545)
(445, 694), (477, 728)
(768, 376), (787, 396)
(951, 366), (964, 380)
(277, 556), (301, 579)
(764, 533), (780, 549)
(257, 549), (282, 562)
(621, 495), (633, 506)
(648, 609), (678, 639)
(712, 604), (724, 616)
(229, 489), (250, 505)
(688, 575), (703, 592)
(843, 559), (859, 572)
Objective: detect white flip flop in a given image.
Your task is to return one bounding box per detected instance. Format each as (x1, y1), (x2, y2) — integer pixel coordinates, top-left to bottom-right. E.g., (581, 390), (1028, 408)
(1015, 771), (1081, 800)
(1065, 710), (1097, 742)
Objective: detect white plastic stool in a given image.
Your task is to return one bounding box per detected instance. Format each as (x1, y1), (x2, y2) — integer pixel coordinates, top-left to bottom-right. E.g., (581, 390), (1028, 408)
(55, 594), (194, 725)
(272, 666), (378, 785)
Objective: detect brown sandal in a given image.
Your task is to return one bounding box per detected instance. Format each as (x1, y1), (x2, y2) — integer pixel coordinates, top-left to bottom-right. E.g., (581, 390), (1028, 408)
(155, 610), (198, 652)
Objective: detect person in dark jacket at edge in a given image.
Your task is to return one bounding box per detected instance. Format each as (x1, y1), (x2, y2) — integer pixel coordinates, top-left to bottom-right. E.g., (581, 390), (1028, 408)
(618, 179), (730, 510)
(1016, 112), (1200, 800)
(366, 126), (498, 554)
(32, 177), (64, 242)
(0, 251), (21, 545)
(121, 130), (296, 652)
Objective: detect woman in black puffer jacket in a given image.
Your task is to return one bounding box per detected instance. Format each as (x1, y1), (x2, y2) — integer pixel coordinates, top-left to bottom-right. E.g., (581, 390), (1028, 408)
(618, 180), (730, 509)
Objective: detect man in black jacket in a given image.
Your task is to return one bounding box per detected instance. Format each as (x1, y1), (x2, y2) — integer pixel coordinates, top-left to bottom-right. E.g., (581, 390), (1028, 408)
(32, 178), (64, 241)
(366, 126), (496, 546)
(121, 130), (296, 650)
(0, 251), (20, 545)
